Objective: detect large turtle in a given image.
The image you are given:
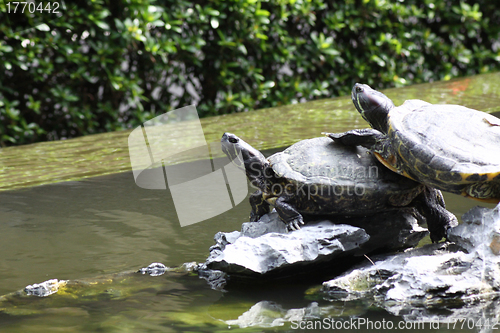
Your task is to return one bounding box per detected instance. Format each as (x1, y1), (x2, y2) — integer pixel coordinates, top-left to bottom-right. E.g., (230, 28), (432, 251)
(326, 83), (500, 203)
(221, 132), (457, 241)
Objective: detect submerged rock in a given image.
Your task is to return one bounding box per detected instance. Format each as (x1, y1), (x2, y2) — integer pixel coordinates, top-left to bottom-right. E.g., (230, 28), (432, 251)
(204, 209), (428, 280)
(320, 203), (500, 323)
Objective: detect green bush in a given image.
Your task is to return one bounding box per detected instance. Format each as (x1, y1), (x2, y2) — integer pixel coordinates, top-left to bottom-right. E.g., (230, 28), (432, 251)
(1, 0), (499, 146)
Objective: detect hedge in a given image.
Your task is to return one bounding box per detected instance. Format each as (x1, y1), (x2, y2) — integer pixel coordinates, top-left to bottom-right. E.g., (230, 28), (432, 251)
(0, 0), (499, 146)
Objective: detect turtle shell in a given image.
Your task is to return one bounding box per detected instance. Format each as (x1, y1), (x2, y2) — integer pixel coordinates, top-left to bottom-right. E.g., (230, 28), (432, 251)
(266, 137), (422, 214)
(388, 101), (500, 191)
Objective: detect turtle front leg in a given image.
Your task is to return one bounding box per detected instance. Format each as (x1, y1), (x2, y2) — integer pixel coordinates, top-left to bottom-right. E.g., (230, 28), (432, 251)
(324, 128), (385, 149)
(275, 196), (304, 231)
(414, 187), (458, 243)
(249, 190), (271, 222)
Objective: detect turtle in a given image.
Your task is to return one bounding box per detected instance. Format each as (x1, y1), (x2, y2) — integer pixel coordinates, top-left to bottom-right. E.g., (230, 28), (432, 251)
(221, 132), (457, 242)
(326, 83), (500, 203)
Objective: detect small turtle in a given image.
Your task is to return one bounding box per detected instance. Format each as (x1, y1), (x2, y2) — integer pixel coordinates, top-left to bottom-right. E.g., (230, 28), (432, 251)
(326, 84), (500, 202)
(221, 133), (457, 241)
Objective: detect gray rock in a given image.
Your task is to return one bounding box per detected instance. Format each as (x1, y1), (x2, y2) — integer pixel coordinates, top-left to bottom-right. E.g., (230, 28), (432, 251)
(320, 203), (500, 326)
(138, 261), (200, 277)
(205, 210), (428, 278)
(138, 262), (167, 276)
(25, 279), (67, 297)
(448, 205), (500, 253)
(240, 213), (287, 238)
(198, 268), (229, 291)
(208, 219), (369, 275)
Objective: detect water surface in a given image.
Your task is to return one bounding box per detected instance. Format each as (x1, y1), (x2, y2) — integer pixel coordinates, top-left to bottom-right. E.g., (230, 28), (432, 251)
(1, 73), (500, 332)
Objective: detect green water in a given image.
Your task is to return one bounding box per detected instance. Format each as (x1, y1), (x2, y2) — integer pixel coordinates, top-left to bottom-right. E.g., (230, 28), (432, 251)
(1, 73), (500, 332)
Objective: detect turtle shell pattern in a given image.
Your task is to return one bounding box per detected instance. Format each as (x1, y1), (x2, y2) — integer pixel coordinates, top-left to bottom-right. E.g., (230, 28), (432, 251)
(266, 137), (422, 215)
(387, 100), (500, 197)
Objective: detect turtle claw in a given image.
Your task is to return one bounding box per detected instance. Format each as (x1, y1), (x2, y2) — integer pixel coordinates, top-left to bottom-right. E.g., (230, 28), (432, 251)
(249, 212), (261, 222)
(286, 218), (305, 231)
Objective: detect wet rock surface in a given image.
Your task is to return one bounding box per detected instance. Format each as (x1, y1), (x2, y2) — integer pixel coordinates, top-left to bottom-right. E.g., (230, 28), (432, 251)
(319, 203), (500, 325)
(25, 279), (68, 297)
(214, 204), (500, 331)
(203, 209), (428, 280)
(139, 262), (168, 276)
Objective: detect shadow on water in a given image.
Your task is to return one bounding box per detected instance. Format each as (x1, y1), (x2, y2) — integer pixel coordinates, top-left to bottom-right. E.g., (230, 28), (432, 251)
(1, 73), (500, 332)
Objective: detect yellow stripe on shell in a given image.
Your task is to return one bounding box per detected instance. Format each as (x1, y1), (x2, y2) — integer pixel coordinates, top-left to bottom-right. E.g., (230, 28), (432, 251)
(460, 190), (500, 203)
(374, 152), (417, 181)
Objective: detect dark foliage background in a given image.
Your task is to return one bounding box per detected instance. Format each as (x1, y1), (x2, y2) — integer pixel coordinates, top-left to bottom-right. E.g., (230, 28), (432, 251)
(1, 0), (499, 146)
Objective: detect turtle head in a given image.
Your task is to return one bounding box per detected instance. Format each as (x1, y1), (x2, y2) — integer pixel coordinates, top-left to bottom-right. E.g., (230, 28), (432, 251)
(352, 83), (395, 133)
(221, 133), (269, 189)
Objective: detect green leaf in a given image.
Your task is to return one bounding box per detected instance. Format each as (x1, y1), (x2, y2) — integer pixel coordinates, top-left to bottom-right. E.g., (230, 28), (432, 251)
(256, 9), (270, 16)
(35, 23), (50, 31)
(237, 44), (247, 55)
(98, 9), (111, 19)
(262, 81), (275, 88)
(255, 33), (268, 40)
(152, 20), (165, 27)
(218, 41), (237, 47)
(110, 81), (120, 90)
(370, 55), (386, 67)
(322, 48), (340, 56)
(114, 19), (124, 30)
(210, 17), (219, 29)
(95, 21), (110, 30)
(1, 45), (13, 53)
(232, 101), (244, 108)
(205, 8), (220, 16)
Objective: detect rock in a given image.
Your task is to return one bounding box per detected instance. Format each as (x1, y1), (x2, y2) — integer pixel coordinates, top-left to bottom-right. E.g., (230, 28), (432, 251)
(137, 261), (230, 290)
(204, 209), (428, 279)
(25, 279), (67, 297)
(138, 262), (167, 276)
(344, 208), (429, 252)
(198, 268), (229, 291)
(240, 213), (287, 237)
(447, 205), (500, 253)
(319, 203), (500, 320)
(208, 220), (369, 276)
(138, 261), (200, 277)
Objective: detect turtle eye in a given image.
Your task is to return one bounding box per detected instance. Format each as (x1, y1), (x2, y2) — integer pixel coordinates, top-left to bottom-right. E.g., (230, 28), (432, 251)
(356, 86), (363, 93)
(228, 137), (238, 144)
